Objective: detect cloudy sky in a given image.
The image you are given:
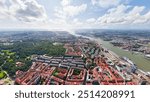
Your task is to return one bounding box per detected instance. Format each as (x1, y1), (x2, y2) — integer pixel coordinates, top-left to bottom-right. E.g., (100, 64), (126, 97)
(0, 0), (150, 30)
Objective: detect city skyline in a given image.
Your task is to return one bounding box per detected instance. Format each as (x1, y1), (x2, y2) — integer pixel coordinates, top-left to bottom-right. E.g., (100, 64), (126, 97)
(0, 0), (150, 30)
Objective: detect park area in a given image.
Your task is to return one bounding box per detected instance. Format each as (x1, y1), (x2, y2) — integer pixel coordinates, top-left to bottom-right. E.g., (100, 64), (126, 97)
(0, 71), (7, 79)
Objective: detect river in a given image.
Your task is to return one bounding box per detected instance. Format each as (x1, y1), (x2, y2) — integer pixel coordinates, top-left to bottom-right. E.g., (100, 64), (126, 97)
(76, 34), (150, 71)
(96, 38), (150, 72)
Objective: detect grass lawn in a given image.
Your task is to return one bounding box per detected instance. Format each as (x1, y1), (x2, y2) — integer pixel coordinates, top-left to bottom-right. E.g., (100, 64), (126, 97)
(53, 72), (59, 76)
(0, 71), (7, 79)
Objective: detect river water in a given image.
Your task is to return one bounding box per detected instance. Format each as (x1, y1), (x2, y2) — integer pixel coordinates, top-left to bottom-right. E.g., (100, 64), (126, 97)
(96, 38), (150, 72)
(76, 34), (150, 71)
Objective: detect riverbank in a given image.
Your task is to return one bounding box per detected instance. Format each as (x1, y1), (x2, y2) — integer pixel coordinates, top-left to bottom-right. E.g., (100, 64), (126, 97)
(95, 38), (150, 72)
(75, 34), (150, 71)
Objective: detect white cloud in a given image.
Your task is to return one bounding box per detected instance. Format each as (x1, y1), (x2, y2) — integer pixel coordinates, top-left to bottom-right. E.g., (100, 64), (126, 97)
(91, 0), (121, 8)
(96, 5), (150, 25)
(61, 0), (71, 6)
(0, 0), (5, 7)
(9, 0), (47, 22)
(72, 18), (83, 25)
(53, 0), (87, 29)
(0, 0), (10, 19)
(55, 0), (87, 18)
(63, 4), (87, 17)
(128, 6), (145, 15)
(86, 18), (96, 23)
(0, 0), (150, 30)
(0, 0), (48, 23)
